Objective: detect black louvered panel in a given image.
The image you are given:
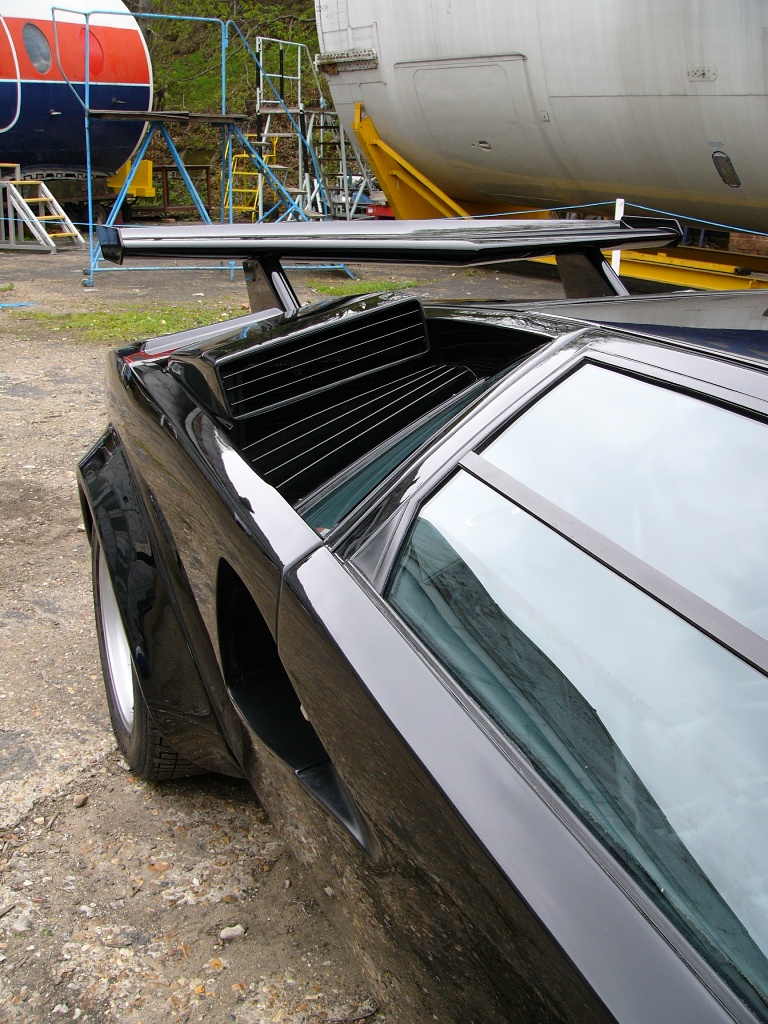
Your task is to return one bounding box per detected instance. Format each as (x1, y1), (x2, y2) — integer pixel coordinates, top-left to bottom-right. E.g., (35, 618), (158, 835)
(238, 363), (477, 503)
(218, 298), (428, 419)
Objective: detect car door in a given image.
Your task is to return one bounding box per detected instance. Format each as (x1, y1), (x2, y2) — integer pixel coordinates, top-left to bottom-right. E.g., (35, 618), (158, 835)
(277, 340), (768, 1024)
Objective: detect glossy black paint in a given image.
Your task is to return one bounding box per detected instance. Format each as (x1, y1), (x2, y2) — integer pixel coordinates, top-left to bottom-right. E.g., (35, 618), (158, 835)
(280, 549), (740, 1024)
(279, 556), (616, 1024)
(79, 233), (768, 1024)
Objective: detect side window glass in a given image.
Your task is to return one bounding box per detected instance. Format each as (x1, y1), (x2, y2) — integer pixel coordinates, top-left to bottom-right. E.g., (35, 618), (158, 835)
(22, 23), (52, 74)
(387, 468), (768, 1017)
(482, 363), (768, 639)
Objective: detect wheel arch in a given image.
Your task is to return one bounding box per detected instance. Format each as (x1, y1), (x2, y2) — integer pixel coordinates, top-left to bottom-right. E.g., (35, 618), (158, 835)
(79, 427), (243, 776)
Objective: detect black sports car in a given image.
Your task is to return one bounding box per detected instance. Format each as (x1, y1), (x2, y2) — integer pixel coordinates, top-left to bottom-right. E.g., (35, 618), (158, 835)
(81, 219), (768, 1024)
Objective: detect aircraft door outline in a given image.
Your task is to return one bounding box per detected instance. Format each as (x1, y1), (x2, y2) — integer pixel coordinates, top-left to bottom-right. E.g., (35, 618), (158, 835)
(0, 14), (21, 133)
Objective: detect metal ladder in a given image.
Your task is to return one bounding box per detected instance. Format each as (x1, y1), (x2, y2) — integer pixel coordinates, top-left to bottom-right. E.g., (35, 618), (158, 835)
(225, 35), (374, 222)
(0, 172), (85, 252)
(223, 135), (275, 219)
(308, 108), (372, 219)
(252, 36), (322, 220)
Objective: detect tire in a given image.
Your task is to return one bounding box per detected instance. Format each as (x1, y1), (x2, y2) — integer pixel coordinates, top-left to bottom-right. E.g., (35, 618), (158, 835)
(92, 538), (202, 780)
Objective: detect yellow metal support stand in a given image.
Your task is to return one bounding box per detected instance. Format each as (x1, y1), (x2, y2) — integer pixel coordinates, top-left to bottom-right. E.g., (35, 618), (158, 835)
(107, 159), (156, 199)
(352, 103), (470, 219)
(533, 250), (768, 290)
(618, 248), (768, 290)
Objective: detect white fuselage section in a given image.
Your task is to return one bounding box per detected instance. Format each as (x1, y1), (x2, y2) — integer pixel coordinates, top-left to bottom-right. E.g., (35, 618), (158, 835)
(316, 0), (768, 230)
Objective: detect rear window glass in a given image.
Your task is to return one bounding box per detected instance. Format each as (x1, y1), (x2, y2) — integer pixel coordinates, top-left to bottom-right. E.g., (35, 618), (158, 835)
(300, 382), (486, 533)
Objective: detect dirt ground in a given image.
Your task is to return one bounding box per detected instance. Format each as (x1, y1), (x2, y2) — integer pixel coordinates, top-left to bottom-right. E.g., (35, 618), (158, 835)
(0, 245), (563, 1024)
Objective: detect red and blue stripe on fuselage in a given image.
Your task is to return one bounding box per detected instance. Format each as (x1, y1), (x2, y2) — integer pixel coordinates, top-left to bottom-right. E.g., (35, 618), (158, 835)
(0, 0), (152, 175)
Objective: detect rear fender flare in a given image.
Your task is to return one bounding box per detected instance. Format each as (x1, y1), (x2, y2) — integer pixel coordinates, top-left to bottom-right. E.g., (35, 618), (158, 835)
(78, 427), (242, 776)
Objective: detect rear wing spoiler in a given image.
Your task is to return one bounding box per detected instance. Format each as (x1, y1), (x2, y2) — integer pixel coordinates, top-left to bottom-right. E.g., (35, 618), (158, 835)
(97, 217), (681, 311)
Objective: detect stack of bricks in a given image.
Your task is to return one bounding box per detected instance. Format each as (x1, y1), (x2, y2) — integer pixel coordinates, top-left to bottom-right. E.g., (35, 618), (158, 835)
(729, 232), (768, 256)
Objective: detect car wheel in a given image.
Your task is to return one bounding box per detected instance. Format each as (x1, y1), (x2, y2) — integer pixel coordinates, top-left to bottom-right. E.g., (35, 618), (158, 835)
(93, 538), (202, 780)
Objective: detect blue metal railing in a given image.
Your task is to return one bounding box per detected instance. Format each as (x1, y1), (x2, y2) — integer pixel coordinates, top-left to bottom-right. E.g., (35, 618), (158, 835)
(50, 7), (335, 284)
(467, 199), (768, 238)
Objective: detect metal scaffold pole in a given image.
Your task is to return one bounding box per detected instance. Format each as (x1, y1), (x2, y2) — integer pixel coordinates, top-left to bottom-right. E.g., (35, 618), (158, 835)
(59, 7), (373, 285)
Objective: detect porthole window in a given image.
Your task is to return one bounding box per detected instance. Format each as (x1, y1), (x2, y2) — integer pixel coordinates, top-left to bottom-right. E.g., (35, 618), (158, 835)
(22, 23), (52, 74)
(712, 150), (741, 188)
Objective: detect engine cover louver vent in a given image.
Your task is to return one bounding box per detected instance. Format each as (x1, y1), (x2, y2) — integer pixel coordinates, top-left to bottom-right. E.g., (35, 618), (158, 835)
(216, 297), (429, 420)
(239, 363), (477, 502)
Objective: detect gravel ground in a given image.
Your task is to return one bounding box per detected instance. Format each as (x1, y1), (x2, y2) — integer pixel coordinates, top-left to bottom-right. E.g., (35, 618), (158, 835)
(0, 245), (563, 1024)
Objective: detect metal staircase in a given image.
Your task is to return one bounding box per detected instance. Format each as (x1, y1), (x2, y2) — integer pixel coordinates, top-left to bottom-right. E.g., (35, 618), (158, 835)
(310, 108), (372, 219)
(223, 34), (374, 222)
(0, 170), (85, 252)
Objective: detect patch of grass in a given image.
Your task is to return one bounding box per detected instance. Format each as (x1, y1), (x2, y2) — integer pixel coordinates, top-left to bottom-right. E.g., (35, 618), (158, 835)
(11, 306), (237, 344)
(307, 278), (420, 297)
(0, 282), (13, 293)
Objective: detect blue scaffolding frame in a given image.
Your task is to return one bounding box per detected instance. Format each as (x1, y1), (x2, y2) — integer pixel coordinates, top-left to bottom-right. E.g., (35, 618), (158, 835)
(51, 7), (349, 285)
